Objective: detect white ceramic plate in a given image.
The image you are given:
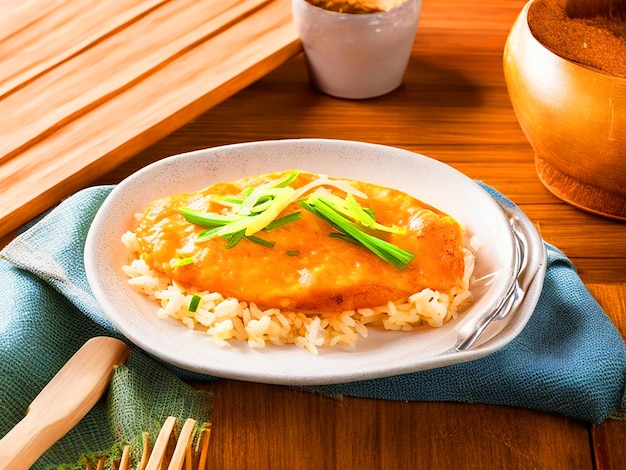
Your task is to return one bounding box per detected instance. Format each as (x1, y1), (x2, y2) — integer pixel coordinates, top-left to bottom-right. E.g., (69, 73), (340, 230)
(85, 139), (546, 385)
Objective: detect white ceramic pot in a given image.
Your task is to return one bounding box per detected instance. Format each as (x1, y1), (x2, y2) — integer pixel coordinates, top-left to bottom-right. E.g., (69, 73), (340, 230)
(291, 0), (421, 99)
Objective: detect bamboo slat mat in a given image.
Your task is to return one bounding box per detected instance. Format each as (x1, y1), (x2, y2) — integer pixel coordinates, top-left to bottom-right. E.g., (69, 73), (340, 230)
(0, 0), (301, 237)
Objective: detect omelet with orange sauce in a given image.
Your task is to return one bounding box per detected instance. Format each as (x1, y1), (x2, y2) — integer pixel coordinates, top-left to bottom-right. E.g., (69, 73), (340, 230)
(133, 171), (466, 312)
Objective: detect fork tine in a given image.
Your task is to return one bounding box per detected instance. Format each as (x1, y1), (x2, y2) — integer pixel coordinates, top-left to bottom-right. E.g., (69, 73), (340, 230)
(167, 418), (196, 470)
(145, 416), (177, 470)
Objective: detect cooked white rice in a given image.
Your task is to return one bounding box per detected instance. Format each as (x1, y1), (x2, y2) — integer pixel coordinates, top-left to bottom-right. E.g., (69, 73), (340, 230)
(121, 230), (478, 355)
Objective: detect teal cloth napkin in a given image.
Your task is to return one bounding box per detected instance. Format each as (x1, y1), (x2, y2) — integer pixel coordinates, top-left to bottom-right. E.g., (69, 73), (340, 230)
(1, 184), (625, 466)
(0, 188), (213, 469)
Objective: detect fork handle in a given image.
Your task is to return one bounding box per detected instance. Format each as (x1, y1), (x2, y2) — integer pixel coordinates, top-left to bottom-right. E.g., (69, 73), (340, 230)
(0, 337), (130, 470)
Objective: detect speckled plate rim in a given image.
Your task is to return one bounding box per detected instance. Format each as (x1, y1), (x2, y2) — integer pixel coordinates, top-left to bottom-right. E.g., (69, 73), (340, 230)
(84, 138), (545, 385)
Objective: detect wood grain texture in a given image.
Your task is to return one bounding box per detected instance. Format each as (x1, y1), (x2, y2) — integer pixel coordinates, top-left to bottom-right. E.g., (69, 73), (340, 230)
(197, 380), (592, 470)
(588, 284), (626, 470)
(0, 0), (300, 238)
(0, 0), (169, 97)
(2, 0), (626, 468)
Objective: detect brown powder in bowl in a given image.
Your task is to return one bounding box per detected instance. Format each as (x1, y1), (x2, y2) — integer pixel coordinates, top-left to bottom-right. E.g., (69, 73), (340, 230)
(527, 0), (626, 78)
(305, 0), (406, 13)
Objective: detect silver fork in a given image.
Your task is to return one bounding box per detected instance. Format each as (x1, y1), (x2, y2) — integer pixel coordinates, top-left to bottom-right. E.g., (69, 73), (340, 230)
(455, 208), (528, 351)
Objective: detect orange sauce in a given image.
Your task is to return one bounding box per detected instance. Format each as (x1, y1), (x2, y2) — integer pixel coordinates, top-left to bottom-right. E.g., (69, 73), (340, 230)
(133, 171), (466, 312)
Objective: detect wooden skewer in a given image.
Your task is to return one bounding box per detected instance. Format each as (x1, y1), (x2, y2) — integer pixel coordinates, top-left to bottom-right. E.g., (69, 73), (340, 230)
(167, 418), (197, 470)
(144, 416), (177, 470)
(118, 445), (131, 470)
(98, 417), (207, 470)
(196, 426), (212, 470)
(138, 432), (152, 470)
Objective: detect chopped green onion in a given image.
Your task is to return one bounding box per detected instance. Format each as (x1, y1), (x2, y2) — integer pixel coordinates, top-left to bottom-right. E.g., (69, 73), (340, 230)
(265, 211), (301, 231)
(237, 189), (276, 216)
(328, 232), (360, 245)
(242, 187), (295, 235)
(286, 250), (300, 256)
(188, 294), (202, 313)
(345, 193), (378, 228)
(217, 195), (245, 205)
(174, 257), (195, 267)
(299, 195), (415, 270)
(197, 225), (227, 242)
(249, 196), (275, 214)
(363, 207), (376, 219)
(184, 174), (300, 244)
(222, 231), (277, 249)
(238, 172), (299, 216)
(195, 209), (267, 241)
(179, 172), (410, 267)
(246, 235), (276, 248)
(179, 207), (243, 228)
(225, 229), (246, 249)
(271, 170), (300, 188)
(334, 192), (404, 234)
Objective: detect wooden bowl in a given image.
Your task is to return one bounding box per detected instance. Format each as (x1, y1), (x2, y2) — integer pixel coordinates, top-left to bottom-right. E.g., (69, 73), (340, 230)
(503, 0), (626, 220)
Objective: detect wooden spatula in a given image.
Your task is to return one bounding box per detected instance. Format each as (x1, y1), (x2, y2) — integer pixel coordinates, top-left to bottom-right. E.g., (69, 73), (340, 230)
(0, 337), (130, 470)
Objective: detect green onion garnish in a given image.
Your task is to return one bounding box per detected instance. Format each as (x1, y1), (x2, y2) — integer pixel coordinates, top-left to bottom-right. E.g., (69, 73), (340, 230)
(188, 294), (202, 313)
(299, 194), (415, 270)
(225, 229), (246, 249)
(196, 225), (226, 242)
(174, 257), (195, 267)
(178, 207), (243, 228)
(179, 174), (300, 242)
(179, 172), (412, 268)
(181, 172), (371, 232)
(216, 195), (245, 205)
(311, 191), (405, 234)
(246, 235), (276, 248)
(328, 232), (360, 245)
(286, 250), (300, 256)
(271, 171), (300, 188)
(265, 211), (301, 231)
(363, 207), (376, 219)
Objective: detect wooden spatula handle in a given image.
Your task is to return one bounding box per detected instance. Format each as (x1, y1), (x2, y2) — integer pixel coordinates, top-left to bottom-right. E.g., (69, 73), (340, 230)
(0, 337), (130, 470)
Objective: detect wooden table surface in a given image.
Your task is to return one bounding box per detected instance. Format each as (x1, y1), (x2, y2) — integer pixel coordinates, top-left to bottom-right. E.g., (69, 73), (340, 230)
(3, 0), (626, 468)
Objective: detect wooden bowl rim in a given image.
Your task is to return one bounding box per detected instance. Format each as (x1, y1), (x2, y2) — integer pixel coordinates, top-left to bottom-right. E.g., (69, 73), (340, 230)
(519, 0), (626, 83)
